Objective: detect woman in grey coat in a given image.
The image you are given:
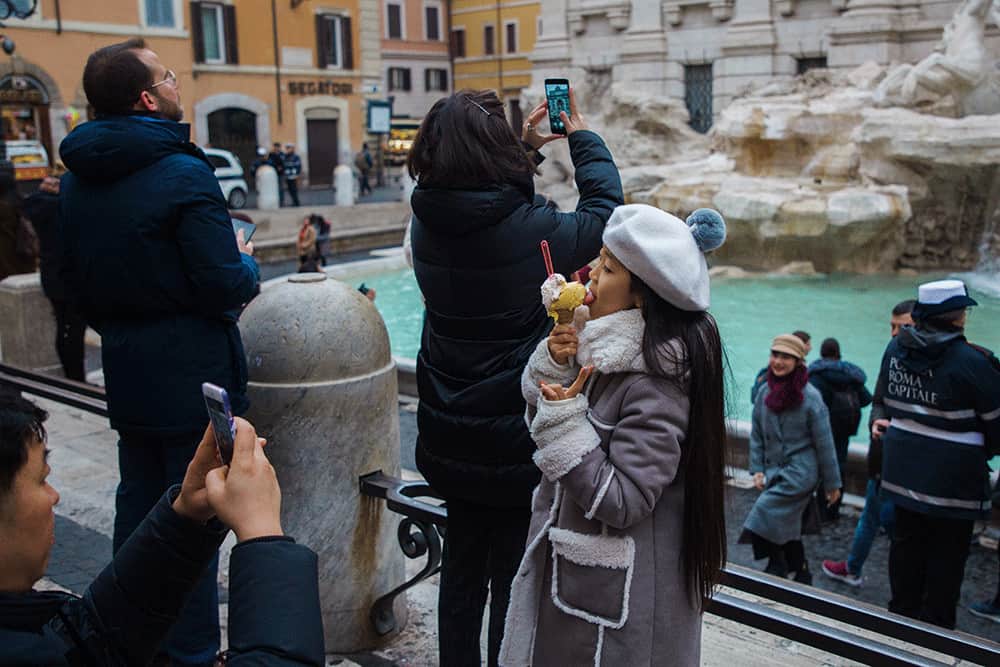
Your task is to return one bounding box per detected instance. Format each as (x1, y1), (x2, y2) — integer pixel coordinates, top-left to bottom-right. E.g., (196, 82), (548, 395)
(741, 333), (842, 583)
(500, 204), (729, 666)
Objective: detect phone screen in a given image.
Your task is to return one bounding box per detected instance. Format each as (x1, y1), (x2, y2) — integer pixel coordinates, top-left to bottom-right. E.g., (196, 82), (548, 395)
(231, 218), (257, 243)
(545, 79), (570, 135)
(202, 383), (236, 465)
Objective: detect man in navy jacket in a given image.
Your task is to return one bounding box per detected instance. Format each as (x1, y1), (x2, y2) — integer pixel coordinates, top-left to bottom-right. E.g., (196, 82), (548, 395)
(59, 39), (259, 664)
(0, 393), (324, 666)
(872, 279), (1000, 629)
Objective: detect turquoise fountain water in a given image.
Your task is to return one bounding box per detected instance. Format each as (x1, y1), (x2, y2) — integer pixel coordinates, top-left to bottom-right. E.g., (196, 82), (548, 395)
(358, 269), (1000, 430)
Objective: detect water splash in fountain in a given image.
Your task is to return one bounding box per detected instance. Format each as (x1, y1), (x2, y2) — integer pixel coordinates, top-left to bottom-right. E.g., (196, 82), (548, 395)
(953, 172), (1000, 298)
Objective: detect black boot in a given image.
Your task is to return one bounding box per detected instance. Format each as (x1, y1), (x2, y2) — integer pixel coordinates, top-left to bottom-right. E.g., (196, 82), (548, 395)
(764, 552), (789, 578)
(793, 563), (813, 585)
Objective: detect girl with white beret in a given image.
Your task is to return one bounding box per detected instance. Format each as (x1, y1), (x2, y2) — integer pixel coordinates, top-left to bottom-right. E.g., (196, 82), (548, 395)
(499, 203), (729, 666)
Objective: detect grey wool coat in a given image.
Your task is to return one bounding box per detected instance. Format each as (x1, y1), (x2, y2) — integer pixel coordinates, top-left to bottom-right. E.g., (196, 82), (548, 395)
(743, 382), (842, 545)
(499, 309), (703, 667)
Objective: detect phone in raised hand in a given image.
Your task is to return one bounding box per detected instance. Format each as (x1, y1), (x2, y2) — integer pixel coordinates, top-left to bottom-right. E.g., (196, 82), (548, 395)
(202, 382), (236, 465)
(544, 78), (570, 135)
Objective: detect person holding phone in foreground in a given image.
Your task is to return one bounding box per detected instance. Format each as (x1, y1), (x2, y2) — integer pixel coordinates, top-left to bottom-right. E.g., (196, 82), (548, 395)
(740, 334), (842, 585)
(58, 39), (260, 665)
(0, 394), (324, 665)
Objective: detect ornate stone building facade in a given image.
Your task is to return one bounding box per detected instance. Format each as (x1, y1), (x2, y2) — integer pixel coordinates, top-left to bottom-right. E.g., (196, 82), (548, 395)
(530, 0), (996, 131)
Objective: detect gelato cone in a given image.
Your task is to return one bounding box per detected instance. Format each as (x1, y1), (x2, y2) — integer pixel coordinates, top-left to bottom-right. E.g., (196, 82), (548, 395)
(541, 274), (587, 324)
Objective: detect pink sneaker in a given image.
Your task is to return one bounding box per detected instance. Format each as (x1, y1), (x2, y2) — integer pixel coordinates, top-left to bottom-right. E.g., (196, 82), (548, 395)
(821, 560), (862, 587)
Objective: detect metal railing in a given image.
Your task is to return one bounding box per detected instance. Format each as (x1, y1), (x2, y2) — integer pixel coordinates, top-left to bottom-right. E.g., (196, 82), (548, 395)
(0, 362), (107, 416)
(360, 470), (1000, 667)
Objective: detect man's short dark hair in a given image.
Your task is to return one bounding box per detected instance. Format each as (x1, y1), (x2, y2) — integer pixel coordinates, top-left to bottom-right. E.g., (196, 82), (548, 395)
(820, 338), (841, 360)
(792, 330), (811, 343)
(83, 38), (152, 116)
(893, 299), (916, 316)
(0, 392), (47, 496)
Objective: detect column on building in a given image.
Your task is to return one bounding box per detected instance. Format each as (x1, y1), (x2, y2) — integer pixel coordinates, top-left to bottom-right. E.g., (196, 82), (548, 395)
(827, 0), (909, 68)
(717, 0), (777, 113)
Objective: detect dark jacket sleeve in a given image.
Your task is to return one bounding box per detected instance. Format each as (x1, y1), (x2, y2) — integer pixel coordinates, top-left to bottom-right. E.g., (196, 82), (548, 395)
(226, 539), (325, 665)
(869, 345), (892, 426)
(173, 158), (260, 316)
(84, 486), (228, 666)
(545, 130), (624, 275)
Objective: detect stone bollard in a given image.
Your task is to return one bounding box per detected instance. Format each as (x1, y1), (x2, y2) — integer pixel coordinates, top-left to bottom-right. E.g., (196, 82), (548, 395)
(255, 164), (280, 210)
(335, 164), (355, 207)
(398, 169), (416, 204)
(0, 273), (60, 371)
(237, 272), (406, 652)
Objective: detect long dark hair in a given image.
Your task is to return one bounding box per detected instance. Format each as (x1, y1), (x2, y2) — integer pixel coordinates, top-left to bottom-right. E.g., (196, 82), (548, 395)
(633, 278), (728, 608)
(406, 89), (535, 189)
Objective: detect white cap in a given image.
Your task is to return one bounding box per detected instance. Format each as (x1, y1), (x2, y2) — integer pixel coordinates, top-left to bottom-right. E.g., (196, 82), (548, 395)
(918, 279), (970, 304)
(913, 279), (977, 319)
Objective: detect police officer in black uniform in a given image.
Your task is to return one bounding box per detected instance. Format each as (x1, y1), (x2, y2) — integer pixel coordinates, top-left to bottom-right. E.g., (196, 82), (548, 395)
(871, 279), (1000, 629)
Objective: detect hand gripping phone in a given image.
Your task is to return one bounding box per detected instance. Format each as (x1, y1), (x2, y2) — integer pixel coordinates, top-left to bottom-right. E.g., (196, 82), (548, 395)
(231, 217), (257, 243)
(202, 382), (236, 465)
(544, 78), (571, 135)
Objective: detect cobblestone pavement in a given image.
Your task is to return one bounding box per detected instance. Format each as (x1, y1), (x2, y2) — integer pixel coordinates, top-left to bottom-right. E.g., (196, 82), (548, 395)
(723, 484), (1000, 643)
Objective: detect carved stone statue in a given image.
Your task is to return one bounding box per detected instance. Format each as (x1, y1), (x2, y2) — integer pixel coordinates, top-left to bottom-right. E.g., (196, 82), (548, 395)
(875, 0), (1000, 115)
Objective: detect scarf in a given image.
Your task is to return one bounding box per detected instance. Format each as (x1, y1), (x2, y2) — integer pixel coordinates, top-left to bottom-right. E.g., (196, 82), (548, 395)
(765, 364), (808, 413)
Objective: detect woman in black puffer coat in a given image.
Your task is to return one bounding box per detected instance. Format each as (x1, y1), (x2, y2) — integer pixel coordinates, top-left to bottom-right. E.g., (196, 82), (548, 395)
(407, 88), (622, 666)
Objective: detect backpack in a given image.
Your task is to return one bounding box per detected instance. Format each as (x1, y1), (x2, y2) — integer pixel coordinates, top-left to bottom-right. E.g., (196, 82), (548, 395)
(828, 382), (862, 439)
(354, 151), (369, 171)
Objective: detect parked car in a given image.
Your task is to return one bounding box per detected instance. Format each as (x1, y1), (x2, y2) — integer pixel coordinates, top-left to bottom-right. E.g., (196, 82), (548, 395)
(203, 147), (249, 209)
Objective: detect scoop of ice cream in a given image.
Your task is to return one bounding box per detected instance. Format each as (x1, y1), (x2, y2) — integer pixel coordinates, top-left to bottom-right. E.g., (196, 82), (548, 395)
(541, 274), (567, 311)
(550, 282), (587, 314)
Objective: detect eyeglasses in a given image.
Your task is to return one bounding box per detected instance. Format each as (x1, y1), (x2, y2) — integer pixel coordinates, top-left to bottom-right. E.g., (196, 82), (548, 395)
(148, 69), (177, 90)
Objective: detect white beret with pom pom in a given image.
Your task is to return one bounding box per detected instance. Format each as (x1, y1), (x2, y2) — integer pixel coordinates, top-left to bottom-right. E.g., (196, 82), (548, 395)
(603, 203), (726, 311)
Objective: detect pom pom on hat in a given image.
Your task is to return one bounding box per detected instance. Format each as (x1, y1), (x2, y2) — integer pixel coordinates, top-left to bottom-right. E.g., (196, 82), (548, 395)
(687, 208), (726, 253)
(603, 203), (726, 312)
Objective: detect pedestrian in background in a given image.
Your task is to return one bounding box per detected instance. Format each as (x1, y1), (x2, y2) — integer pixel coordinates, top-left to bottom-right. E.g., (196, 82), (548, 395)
(808, 337), (872, 520)
(22, 167), (87, 382)
(407, 88), (622, 666)
(297, 217), (317, 270)
(283, 143), (302, 207)
(0, 169), (35, 282)
(355, 143), (373, 197)
(59, 38), (259, 666)
(741, 333), (842, 584)
(267, 141), (285, 206)
(874, 280), (1000, 629)
(750, 330), (812, 404)
(822, 299), (914, 586)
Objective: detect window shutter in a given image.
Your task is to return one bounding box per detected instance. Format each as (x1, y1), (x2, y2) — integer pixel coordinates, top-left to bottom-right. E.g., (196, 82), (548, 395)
(190, 2), (205, 63)
(404, 68), (411, 91)
(316, 14), (328, 68)
(442, 69), (448, 91)
(223, 4), (239, 64)
(341, 16), (353, 69)
(424, 69), (431, 92)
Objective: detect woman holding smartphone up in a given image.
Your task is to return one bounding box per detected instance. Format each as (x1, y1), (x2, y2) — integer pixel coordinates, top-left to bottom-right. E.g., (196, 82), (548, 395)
(407, 88), (623, 666)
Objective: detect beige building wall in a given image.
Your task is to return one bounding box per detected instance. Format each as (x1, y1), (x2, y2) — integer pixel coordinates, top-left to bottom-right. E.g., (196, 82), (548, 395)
(0, 0), (380, 186)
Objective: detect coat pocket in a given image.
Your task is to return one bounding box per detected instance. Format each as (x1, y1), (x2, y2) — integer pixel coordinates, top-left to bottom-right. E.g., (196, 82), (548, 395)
(548, 527), (635, 629)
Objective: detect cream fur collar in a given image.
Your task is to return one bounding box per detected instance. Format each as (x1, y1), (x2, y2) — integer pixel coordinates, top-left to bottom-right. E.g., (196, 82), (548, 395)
(576, 308), (647, 374)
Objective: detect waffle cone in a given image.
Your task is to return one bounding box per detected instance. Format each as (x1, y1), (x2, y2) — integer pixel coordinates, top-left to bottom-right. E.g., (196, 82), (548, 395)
(554, 309), (575, 324)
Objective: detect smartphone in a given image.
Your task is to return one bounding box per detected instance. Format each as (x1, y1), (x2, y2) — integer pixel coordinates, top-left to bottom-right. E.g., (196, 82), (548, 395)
(357, 283), (370, 296)
(202, 382), (236, 465)
(231, 218), (257, 243)
(544, 78), (571, 135)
